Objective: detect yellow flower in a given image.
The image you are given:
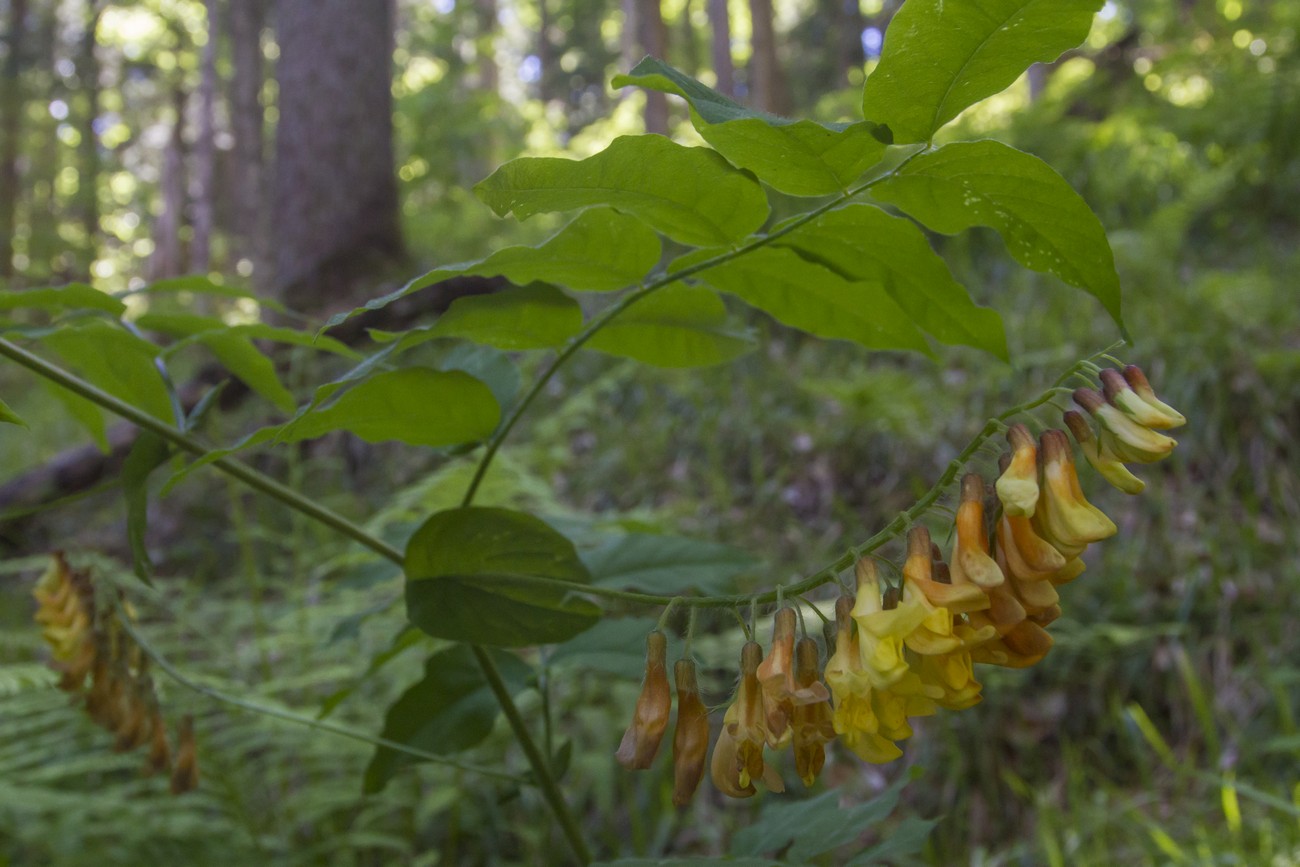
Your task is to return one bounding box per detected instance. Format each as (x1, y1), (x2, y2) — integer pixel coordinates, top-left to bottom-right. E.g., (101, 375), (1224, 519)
(1103, 367), (1185, 430)
(615, 631), (672, 770)
(951, 474), (1006, 588)
(971, 619), (1054, 669)
(1074, 387), (1176, 464)
(994, 516), (1061, 618)
(790, 638), (835, 787)
(1065, 410), (1146, 495)
(1034, 429), (1117, 557)
(671, 659), (710, 807)
(825, 596), (902, 764)
(995, 424), (1040, 517)
(900, 527), (991, 656)
(712, 641), (783, 794)
(851, 559), (929, 688)
(1122, 365), (1186, 428)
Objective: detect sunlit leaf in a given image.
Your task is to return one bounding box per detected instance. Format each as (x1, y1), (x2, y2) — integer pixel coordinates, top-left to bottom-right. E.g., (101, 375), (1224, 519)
(405, 507), (601, 646)
(774, 204), (1007, 358)
(585, 284), (755, 367)
(614, 57), (890, 196)
(863, 0), (1103, 143)
(872, 139), (1123, 328)
(475, 135), (769, 246)
(326, 208), (662, 329)
(363, 644), (532, 793)
(0, 283), (126, 315)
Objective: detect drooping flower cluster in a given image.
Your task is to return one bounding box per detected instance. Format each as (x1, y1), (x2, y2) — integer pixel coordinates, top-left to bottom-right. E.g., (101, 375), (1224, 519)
(33, 553), (198, 794)
(614, 364), (1185, 800)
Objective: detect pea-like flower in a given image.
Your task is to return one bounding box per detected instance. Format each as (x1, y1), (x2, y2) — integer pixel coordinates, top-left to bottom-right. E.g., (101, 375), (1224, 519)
(615, 631), (672, 770)
(671, 659), (710, 807)
(790, 638), (835, 787)
(825, 596), (902, 764)
(1074, 388), (1176, 464)
(951, 474), (1006, 588)
(1064, 410), (1146, 495)
(1103, 367), (1185, 430)
(996, 424), (1040, 517)
(712, 641), (783, 795)
(1034, 430), (1117, 557)
(757, 607), (829, 747)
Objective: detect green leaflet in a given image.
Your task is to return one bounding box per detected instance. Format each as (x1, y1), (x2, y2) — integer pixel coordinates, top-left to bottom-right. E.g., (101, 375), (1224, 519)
(122, 433), (171, 585)
(475, 135), (769, 247)
(872, 139), (1124, 329)
(124, 275), (288, 313)
(324, 208), (661, 330)
(386, 284), (583, 351)
(0, 283), (126, 315)
(0, 397), (26, 428)
(773, 204), (1007, 358)
(862, 0), (1104, 143)
(685, 246), (931, 354)
(614, 57), (890, 196)
(363, 644), (532, 793)
(279, 368), (500, 447)
(580, 532), (761, 596)
(39, 321), (177, 422)
(404, 506), (601, 646)
(731, 777), (909, 862)
(585, 284), (755, 368)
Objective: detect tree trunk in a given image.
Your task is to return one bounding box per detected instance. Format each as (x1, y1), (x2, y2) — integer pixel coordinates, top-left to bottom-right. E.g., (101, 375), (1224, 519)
(229, 0), (267, 285)
(637, 0), (668, 133)
(706, 0), (733, 97)
(678, 0), (699, 76)
(75, 3), (105, 279)
(191, 0), (219, 276)
(747, 0), (790, 114)
(148, 88), (188, 281)
(835, 0), (864, 86)
(0, 0), (28, 279)
(474, 0), (498, 94)
(271, 0), (402, 309)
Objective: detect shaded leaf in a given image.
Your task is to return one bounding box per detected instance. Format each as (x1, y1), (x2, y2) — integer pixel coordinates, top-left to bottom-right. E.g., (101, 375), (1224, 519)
(871, 139), (1123, 328)
(281, 367), (500, 447)
(405, 507), (601, 646)
(614, 57), (890, 196)
(591, 860), (785, 867)
(862, 0), (1103, 143)
(0, 397), (27, 428)
(40, 322), (176, 421)
(845, 816), (939, 865)
(688, 246), (930, 353)
(549, 616), (673, 678)
(326, 208), (662, 329)
(581, 533), (760, 596)
(475, 135), (769, 246)
(363, 645), (532, 793)
(0, 283), (125, 315)
(122, 433), (170, 586)
(731, 775), (908, 861)
(774, 205), (1006, 358)
(586, 284), (755, 368)
(42, 381), (107, 452)
(407, 284), (582, 351)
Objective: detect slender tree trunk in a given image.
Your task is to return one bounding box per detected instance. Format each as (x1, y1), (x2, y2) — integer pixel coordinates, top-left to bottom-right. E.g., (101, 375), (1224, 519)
(0, 0), (28, 279)
(149, 88), (189, 281)
(706, 0), (733, 96)
(75, 2), (105, 278)
(271, 0), (402, 309)
(191, 0), (219, 274)
(474, 0), (498, 94)
(228, 0), (266, 284)
(678, 0), (700, 76)
(835, 0), (864, 85)
(747, 0), (790, 114)
(637, 0), (668, 133)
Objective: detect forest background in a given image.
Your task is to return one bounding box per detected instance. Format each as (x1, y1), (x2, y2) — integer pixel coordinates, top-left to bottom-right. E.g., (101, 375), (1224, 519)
(1, 0), (1298, 864)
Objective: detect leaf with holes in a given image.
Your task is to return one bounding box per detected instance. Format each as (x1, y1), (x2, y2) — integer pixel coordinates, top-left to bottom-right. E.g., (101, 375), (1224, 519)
(773, 204), (1006, 358)
(872, 139), (1123, 328)
(863, 0), (1104, 143)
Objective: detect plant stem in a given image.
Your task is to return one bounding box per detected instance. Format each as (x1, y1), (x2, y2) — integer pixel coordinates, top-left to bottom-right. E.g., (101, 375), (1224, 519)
(459, 149), (928, 507)
(473, 645), (593, 866)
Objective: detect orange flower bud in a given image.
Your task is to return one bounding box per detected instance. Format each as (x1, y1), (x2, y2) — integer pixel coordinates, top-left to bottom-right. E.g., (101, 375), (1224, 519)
(790, 638), (834, 787)
(144, 708), (171, 776)
(615, 631), (673, 770)
(671, 660), (710, 807)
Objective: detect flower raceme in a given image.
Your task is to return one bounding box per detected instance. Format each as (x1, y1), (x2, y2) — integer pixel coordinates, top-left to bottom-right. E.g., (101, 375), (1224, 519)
(32, 554), (196, 791)
(612, 363), (1184, 801)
